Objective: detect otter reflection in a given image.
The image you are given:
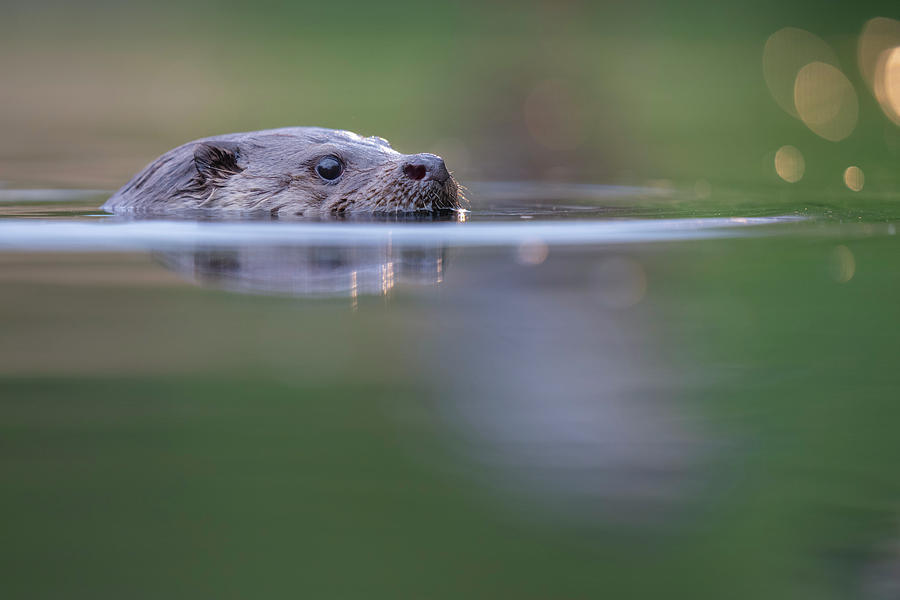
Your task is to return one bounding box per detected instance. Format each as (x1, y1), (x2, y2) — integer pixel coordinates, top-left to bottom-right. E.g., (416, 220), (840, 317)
(155, 243), (446, 297)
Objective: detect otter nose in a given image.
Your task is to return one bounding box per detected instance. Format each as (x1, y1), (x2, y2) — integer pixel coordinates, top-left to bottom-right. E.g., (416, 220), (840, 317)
(403, 154), (450, 184)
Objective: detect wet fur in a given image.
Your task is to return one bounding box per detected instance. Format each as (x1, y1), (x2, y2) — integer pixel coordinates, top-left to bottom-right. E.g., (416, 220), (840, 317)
(103, 127), (462, 215)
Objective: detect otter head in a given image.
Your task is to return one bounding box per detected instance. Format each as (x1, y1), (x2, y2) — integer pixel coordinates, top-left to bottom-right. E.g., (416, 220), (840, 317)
(181, 128), (461, 215)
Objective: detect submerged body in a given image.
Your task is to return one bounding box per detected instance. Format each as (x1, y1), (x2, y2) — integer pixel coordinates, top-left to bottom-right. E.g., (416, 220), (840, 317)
(102, 127), (461, 215)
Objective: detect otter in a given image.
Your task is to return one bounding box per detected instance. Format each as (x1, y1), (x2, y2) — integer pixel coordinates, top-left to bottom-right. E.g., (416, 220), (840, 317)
(156, 242), (446, 297)
(102, 127), (462, 215)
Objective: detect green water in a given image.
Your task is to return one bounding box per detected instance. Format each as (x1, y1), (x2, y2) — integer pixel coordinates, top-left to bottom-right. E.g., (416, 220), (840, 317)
(1, 193), (899, 599)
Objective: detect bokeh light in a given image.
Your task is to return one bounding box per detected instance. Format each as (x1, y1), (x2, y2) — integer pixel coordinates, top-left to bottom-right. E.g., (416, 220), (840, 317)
(844, 166), (865, 191)
(516, 239), (549, 265)
(831, 245), (856, 283)
(858, 18), (900, 127)
(858, 17), (900, 91)
(793, 62), (858, 141)
(874, 46), (900, 127)
(764, 28), (839, 118)
(774, 145), (805, 183)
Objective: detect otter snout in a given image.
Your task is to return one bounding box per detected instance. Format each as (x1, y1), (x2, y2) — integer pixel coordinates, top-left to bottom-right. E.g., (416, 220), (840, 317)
(403, 153), (450, 184)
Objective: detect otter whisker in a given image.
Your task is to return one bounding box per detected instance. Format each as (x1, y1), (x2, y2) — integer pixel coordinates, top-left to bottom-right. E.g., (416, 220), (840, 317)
(246, 192), (277, 211)
(196, 187), (217, 208)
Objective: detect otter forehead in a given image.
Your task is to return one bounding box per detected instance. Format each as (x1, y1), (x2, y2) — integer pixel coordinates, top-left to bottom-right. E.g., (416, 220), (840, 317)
(286, 127), (393, 150)
(212, 127), (394, 151)
(210, 127), (401, 169)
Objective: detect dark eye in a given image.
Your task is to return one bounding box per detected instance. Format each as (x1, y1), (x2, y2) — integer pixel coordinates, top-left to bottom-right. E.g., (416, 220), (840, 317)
(315, 156), (343, 181)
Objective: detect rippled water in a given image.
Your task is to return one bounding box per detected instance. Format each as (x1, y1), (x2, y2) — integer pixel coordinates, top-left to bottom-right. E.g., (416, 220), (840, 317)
(2, 184), (900, 599)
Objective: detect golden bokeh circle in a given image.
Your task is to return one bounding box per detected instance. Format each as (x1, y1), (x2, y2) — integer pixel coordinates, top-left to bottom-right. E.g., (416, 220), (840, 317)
(764, 28), (839, 118)
(831, 246), (856, 283)
(774, 146), (805, 183)
(859, 17), (900, 90)
(843, 166), (864, 192)
(874, 46), (900, 126)
(794, 62), (858, 141)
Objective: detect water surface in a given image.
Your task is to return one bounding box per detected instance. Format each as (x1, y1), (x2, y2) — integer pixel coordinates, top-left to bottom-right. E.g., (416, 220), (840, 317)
(2, 184), (900, 599)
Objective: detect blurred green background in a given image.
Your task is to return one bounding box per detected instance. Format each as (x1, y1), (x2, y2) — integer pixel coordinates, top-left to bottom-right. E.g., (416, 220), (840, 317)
(3, 0), (900, 192)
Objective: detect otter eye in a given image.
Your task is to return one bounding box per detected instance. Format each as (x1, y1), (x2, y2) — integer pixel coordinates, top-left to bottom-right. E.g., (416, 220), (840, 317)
(315, 156), (343, 181)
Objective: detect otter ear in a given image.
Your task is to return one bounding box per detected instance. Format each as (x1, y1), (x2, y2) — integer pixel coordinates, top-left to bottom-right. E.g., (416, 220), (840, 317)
(193, 141), (243, 181)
